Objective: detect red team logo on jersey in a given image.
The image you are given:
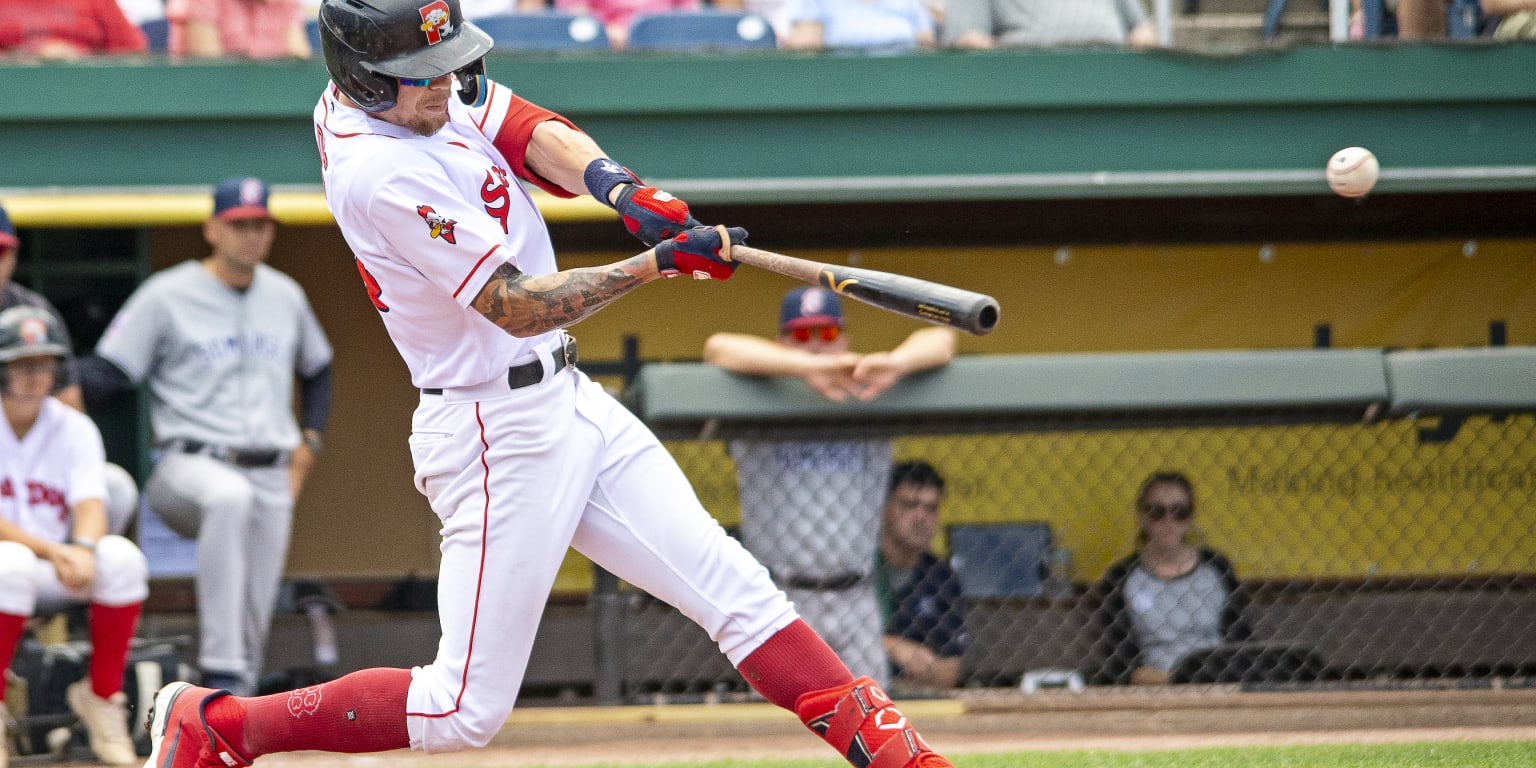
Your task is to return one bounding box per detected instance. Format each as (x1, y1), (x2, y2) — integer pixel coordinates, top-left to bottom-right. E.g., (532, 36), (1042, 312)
(481, 166), (511, 233)
(0, 478), (68, 522)
(416, 205), (458, 244)
(418, 1), (453, 44)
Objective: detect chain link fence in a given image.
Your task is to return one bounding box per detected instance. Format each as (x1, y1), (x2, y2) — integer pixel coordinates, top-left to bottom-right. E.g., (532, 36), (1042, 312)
(610, 410), (1536, 700)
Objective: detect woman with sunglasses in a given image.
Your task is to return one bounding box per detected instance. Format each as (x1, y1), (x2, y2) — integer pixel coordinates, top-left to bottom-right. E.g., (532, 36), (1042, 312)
(1091, 471), (1252, 685)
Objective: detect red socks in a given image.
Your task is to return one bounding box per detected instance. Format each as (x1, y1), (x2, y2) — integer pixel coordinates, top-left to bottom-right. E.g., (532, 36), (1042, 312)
(737, 619), (854, 709)
(0, 612), (25, 702)
(218, 668), (412, 757)
(89, 602), (142, 698)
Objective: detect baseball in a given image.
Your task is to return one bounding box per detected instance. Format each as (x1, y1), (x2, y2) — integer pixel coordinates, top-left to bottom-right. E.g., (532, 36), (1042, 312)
(1326, 147), (1379, 198)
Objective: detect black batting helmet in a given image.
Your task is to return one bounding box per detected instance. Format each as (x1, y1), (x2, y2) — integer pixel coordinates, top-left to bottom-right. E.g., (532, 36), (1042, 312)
(0, 306), (68, 363)
(319, 0), (492, 114)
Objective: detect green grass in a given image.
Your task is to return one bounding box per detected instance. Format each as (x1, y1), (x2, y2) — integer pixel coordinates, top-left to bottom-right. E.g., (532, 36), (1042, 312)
(513, 740), (1536, 768)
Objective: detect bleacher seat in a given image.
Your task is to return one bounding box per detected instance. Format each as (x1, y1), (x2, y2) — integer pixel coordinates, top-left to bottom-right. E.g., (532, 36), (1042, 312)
(473, 13), (611, 51)
(306, 19), (323, 52)
(140, 19), (169, 52)
(625, 11), (776, 52)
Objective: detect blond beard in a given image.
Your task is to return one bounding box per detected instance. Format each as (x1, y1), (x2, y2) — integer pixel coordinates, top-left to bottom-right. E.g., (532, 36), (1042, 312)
(401, 109), (450, 137)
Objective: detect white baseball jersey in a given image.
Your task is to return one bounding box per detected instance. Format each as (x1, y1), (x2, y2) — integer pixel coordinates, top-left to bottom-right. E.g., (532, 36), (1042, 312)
(315, 79), (571, 389)
(313, 79), (800, 754)
(0, 397), (107, 543)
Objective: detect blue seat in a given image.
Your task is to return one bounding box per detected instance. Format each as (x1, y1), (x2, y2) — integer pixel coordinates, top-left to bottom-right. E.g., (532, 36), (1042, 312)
(140, 19), (169, 52)
(625, 11), (776, 52)
(472, 12), (611, 51)
(306, 19), (323, 52)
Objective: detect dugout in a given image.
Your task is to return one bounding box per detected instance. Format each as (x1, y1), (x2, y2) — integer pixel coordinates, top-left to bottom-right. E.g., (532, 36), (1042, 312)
(606, 348), (1536, 697)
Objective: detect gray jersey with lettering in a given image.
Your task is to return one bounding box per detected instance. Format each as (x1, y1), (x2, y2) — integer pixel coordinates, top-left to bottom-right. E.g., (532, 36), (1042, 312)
(732, 438), (891, 579)
(731, 437), (893, 685)
(95, 261), (332, 450)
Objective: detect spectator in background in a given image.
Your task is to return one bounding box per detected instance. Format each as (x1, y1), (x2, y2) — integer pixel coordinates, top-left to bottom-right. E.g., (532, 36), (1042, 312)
(80, 177), (333, 696)
(166, 0), (311, 58)
(461, 0), (520, 16)
(1486, 0), (1536, 36)
(1345, 0), (1528, 39)
(0, 0), (147, 59)
(1351, 0), (1448, 38)
(943, 0), (1155, 49)
(0, 203), (139, 538)
(710, 0), (805, 43)
(876, 460), (969, 691)
(704, 288), (958, 688)
(0, 306), (149, 768)
(1091, 471), (1252, 685)
(782, 0), (936, 51)
(116, 0), (167, 25)
(530, 0), (700, 48)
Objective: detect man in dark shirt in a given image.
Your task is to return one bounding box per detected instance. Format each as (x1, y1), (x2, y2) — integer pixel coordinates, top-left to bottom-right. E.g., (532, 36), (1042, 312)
(875, 460), (969, 689)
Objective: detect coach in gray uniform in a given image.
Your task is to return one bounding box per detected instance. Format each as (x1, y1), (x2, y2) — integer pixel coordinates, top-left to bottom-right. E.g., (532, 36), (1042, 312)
(80, 177), (333, 695)
(704, 288), (957, 688)
(0, 202), (141, 536)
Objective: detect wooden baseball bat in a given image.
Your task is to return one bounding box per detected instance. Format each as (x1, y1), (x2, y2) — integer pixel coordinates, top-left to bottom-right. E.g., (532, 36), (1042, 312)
(727, 243), (1001, 336)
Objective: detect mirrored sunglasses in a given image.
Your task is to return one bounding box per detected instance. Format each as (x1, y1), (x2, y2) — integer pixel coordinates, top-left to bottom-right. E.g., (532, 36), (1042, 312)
(789, 325), (841, 343)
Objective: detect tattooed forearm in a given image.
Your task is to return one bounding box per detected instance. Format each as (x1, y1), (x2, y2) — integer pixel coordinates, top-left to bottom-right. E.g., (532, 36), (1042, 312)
(473, 255), (652, 337)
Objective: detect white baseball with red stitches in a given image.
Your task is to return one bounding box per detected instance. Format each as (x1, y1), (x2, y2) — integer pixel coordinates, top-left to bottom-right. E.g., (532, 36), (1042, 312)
(1326, 147), (1379, 198)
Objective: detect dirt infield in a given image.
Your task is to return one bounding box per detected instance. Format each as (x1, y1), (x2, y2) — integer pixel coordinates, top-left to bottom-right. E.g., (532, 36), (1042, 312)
(239, 687), (1536, 767)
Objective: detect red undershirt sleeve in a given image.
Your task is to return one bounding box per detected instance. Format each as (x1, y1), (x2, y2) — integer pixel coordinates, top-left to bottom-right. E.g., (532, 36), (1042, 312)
(490, 95), (583, 199)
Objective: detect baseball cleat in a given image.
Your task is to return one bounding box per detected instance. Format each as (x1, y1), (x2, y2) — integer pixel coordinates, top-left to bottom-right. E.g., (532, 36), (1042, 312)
(66, 681), (137, 765)
(143, 682), (252, 768)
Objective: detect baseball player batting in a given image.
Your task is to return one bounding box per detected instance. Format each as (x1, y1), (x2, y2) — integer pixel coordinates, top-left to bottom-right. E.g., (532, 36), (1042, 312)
(141, 2), (956, 768)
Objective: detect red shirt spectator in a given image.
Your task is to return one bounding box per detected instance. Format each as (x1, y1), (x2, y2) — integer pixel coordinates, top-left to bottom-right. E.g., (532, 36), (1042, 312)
(0, 0), (147, 59)
(166, 0), (311, 58)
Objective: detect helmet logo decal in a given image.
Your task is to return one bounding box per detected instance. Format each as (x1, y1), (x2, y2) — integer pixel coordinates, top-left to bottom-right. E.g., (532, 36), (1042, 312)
(18, 317), (48, 347)
(416, 204), (458, 244)
(418, 1), (453, 45)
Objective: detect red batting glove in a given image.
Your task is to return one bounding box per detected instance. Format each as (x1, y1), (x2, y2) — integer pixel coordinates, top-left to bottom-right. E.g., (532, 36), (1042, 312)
(615, 184), (702, 246)
(584, 158), (703, 246)
(654, 226), (747, 280)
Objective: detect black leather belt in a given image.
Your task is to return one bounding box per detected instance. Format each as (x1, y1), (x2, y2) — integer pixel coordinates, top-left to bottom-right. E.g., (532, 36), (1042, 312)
(165, 440), (285, 468)
(422, 336), (578, 396)
(780, 571), (868, 592)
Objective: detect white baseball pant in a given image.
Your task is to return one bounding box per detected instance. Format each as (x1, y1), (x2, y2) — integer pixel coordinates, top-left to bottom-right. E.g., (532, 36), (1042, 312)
(404, 360), (797, 753)
(143, 454), (292, 688)
(0, 535), (149, 615)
